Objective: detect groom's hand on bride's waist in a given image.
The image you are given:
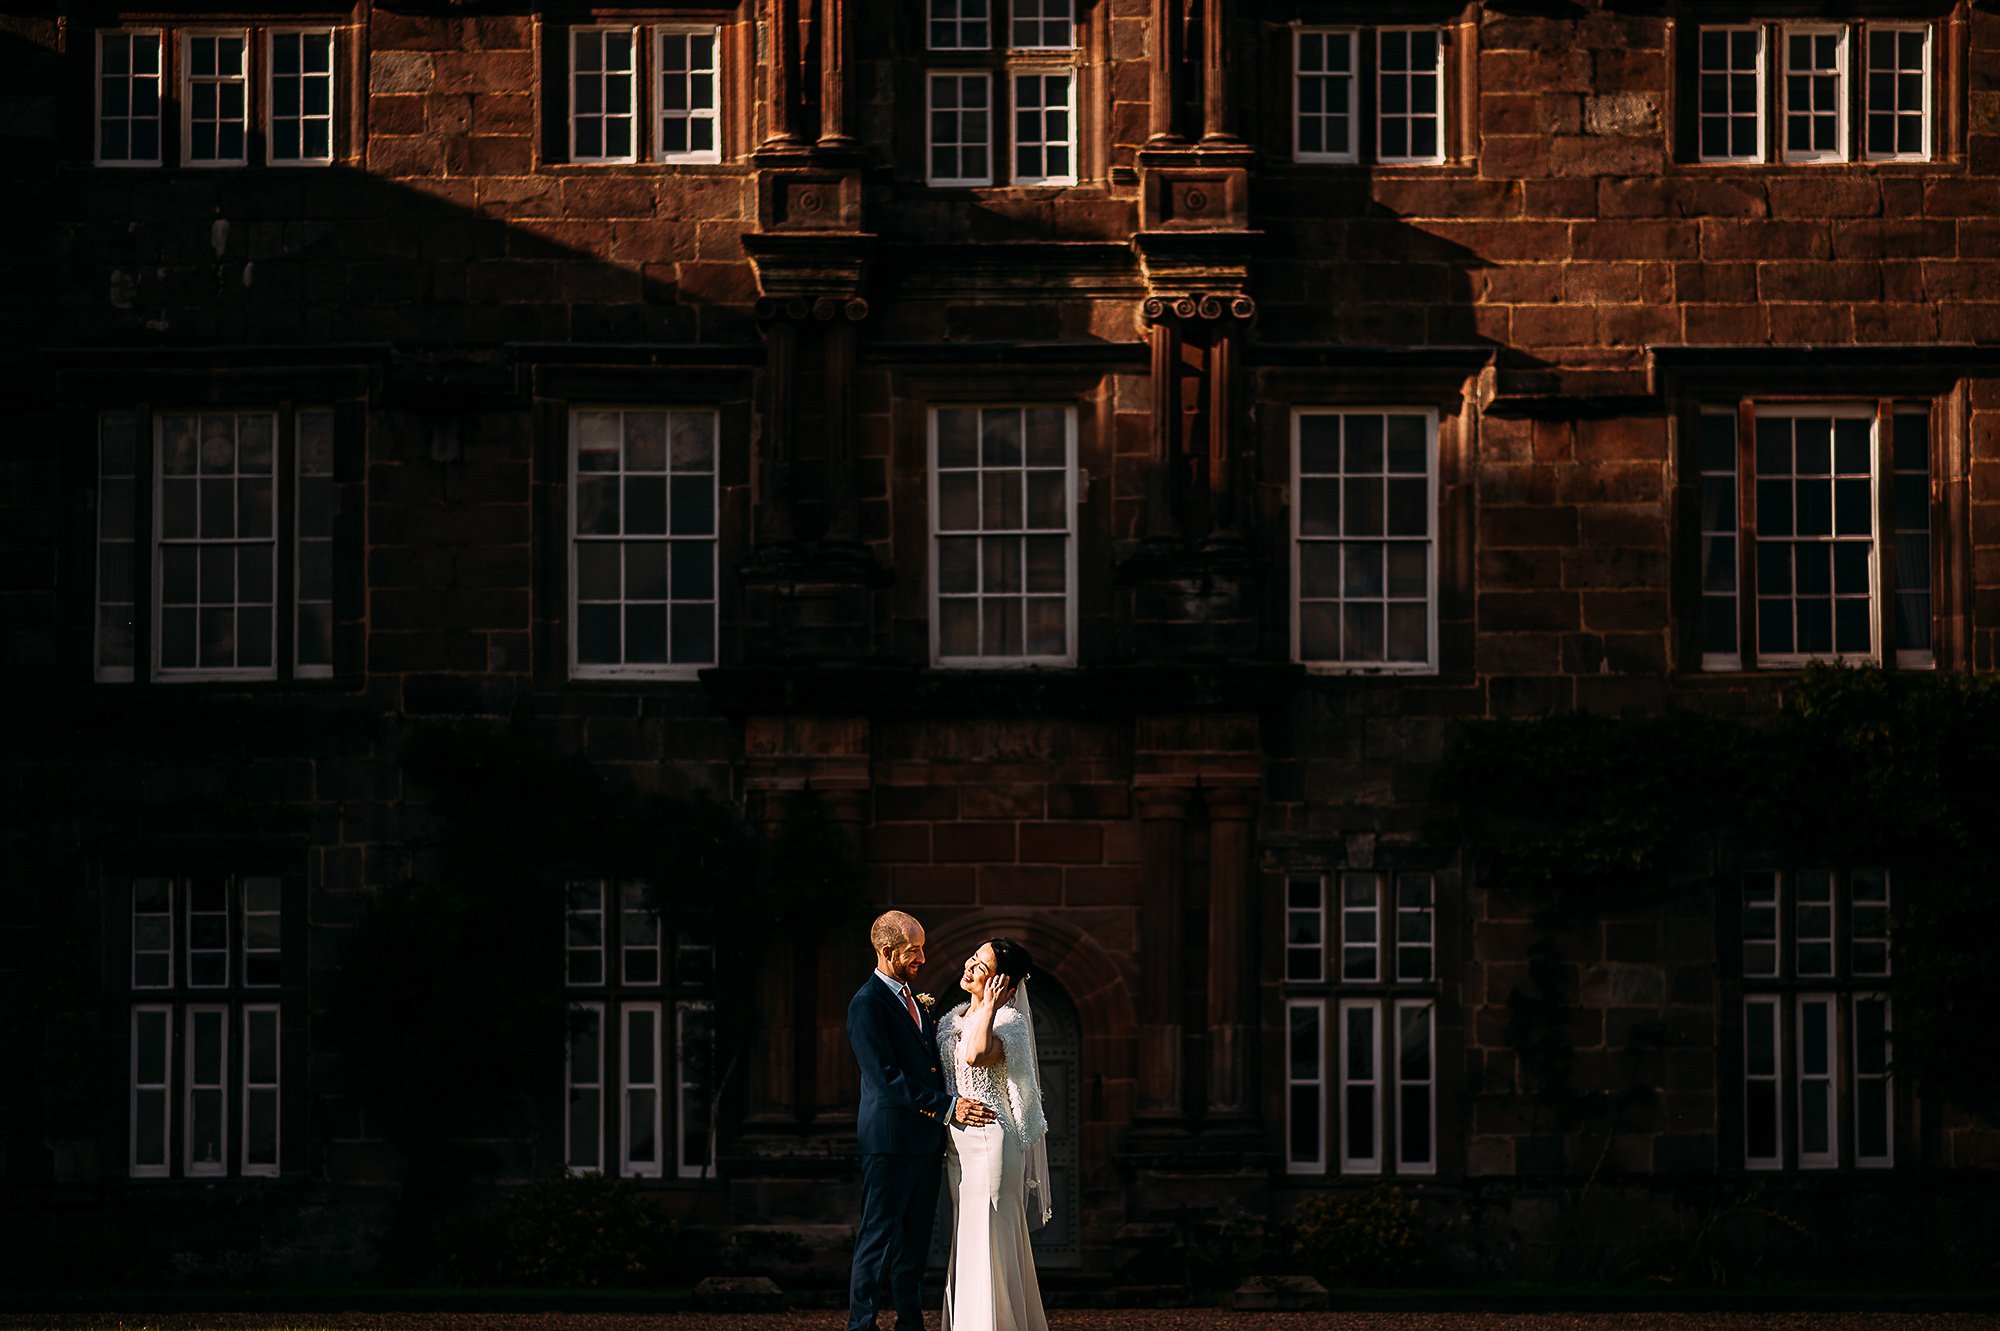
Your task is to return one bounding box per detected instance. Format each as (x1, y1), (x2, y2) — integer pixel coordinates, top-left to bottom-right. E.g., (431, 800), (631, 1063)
(953, 1097), (996, 1126)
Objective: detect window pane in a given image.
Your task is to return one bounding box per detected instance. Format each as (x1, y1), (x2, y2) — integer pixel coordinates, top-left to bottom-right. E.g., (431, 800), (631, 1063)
(1297, 412), (1433, 669)
(933, 407), (1071, 662)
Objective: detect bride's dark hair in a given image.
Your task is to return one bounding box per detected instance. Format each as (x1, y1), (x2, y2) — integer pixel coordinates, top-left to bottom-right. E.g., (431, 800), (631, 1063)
(986, 937), (1035, 986)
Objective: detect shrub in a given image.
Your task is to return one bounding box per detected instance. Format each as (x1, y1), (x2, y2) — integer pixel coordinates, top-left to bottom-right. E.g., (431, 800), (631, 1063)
(440, 1173), (714, 1288)
(1289, 1186), (1436, 1288)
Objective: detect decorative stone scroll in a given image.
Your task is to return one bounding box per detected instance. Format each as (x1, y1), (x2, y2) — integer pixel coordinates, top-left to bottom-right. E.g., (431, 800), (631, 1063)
(1141, 293), (1255, 324)
(753, 295), (870, 322)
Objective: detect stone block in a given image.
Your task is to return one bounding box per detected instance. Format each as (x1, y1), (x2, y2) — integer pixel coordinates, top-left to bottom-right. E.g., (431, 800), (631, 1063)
(875, 785), (957, 821)
(1479, 546), (1564, 589)
(1064, 866), (1143, 905)
(1766, 177), (1882, 218)
(1479, 505), (1579, 548)
(1019, 822), (1104, 864)
(865, 822), (930, 864)
(1597, 303), (1682, 349)
(1583, 92), (1660, 137)
(979, 865), (1062, 905)
(1560, 547), (1668, 590)
(1488, 675), (1574, 716)
(369, 94), (426, 136)
(1466, 1135), (1516, 1177)
(1758, 261), (1879, 303)
(1571, 220), (1698, 262)
(933, 821), (1016, 863)
(369, 50), (434, 95)
(895, 866), (976, 904)
(562, 176), (659, 220)
(1521, 179), (1598, 218)
(1768, 303), (1854, 344)
(1673, 261), (1758, 302)
(1045, 783), (1131, 819)
(1700, 219), (1830, 261)
(1681, 302), (1769, 343)
(956, 783), (1043, 820)
(1580, 964), (1666, 1007)
(1575, 418), (1665, 467)
(1550, 134), (1659, 177)
(1511, 303), (1596, 347)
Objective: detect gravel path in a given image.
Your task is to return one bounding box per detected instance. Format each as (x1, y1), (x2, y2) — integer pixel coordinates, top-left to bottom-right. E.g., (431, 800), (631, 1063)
(5, 1313), (1997, 1330)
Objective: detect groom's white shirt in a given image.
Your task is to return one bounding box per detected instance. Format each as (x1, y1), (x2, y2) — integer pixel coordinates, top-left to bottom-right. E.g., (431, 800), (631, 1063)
(874, 967), (914, 1008)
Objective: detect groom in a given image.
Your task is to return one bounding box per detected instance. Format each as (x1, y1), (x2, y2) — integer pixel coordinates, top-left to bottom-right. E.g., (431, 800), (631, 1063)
(848, 910), (995, 1331)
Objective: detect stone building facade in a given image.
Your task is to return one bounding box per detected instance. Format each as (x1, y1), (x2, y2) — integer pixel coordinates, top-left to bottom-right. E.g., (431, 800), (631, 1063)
(4, 0), (2000, 1286)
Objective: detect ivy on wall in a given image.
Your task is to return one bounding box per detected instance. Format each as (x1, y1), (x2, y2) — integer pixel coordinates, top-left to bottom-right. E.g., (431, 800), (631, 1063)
(1441, 666), (2000, 1134)
(337, 721), (864, 1272)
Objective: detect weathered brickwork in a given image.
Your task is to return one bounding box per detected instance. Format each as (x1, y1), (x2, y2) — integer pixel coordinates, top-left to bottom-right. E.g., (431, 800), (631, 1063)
(4, 0), (1999, 1284)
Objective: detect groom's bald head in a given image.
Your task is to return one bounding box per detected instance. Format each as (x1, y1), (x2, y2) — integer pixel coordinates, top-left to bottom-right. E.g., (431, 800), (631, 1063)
(871, 910), (926, 983)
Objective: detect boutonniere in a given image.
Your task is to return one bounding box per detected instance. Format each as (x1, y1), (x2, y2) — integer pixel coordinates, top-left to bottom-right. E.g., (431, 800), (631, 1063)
(915, 992), (936, 1014)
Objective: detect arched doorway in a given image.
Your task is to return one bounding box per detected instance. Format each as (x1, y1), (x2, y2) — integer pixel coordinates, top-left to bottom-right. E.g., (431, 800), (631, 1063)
(927, 975), (1083, 1270)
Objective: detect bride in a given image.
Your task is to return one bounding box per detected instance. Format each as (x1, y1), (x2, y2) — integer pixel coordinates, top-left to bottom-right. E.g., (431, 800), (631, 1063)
(935, 938), (1051, 1331)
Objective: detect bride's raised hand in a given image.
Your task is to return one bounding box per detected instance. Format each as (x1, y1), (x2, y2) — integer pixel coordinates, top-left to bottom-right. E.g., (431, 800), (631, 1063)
(982, 974), (1015, 1009)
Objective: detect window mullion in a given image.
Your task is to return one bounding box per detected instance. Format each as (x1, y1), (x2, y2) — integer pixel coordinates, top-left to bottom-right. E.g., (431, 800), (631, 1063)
(127, 403), (154, 684)
(1873, 399), (1895, 668)
(277, 401), (298, 679)
(1736, 398), (1758, 668)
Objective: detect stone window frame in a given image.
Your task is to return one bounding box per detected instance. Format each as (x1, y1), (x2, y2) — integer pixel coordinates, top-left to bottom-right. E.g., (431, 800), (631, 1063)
(900, 0), (1104, 190)
(1682, 396), (1939, 673)
(180, 28), (251, 168)
(99, 408), (336, 684)
(1265, 4), (1477, 173)
(1280, 868), (1442, 1179)
(925, 403), (1081, 669)
(565, 405), (723, 680)
(530, 359), (754, 686)
(1289, 406), (1441, 675)
(1778, 23), (1849, 164)
(1289, 24), (1449, 167)
(108, 867), (304, 1183)
(264, 27), (339, 167)
(1673, 15), (1951, 168)
(1661, 350), (1973, 677)
(1257, 353), (1480, 682)
(72, 365), (366, 689)
(88, 22), (351, 170)
(540, 11), (749, 168)
(562, 879), (718, 1182)
(890, 360), (1113, 671)
(1725, 868), (1899, 1173)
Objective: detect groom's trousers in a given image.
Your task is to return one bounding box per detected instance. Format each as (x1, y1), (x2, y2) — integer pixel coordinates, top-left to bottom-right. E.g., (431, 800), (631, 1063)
(849, 1150), (944, 1331)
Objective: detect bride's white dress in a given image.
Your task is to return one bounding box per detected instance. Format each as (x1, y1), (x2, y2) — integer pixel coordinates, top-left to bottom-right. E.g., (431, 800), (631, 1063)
(936, 1003), (1049, 1331)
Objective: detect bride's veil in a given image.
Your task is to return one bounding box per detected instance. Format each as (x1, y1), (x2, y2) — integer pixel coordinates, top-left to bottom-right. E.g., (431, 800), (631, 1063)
(1009, 979), (1054, 1230)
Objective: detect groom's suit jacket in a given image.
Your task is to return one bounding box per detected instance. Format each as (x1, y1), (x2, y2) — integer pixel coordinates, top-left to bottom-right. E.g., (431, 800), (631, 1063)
(848, 976), (954, 1155)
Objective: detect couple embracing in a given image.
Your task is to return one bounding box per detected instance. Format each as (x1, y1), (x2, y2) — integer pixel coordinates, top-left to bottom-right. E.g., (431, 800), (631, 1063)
(846, 910), (1050, 1331)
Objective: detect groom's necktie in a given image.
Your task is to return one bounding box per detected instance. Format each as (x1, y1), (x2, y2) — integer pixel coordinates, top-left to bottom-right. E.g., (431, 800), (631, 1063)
(900, 985), (921, 1028)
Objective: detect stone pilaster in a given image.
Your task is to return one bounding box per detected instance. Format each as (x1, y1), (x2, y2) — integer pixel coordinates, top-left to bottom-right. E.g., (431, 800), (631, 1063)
(1134, 783), (1192, 1128)
(1202, 782), (1258, 1129)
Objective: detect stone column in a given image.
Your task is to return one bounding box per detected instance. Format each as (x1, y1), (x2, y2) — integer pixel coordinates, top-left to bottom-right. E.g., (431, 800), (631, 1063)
(1203, 783), (1257, 1125)
(744, 936), (798, 1126)
(1135, 784), (1191, 1123)
(1144, 315), (1184, 542)
(1205, 320), (1240, 542)
(817, 0), (854, 147)
(1148, 0), (1183, 144)
(757, 314), (799, 549)
(813, 785), (869, 1123)
(1200, 0), (1236, 143)
(820, 306), (860, 545)
(762, 0), (802, 146)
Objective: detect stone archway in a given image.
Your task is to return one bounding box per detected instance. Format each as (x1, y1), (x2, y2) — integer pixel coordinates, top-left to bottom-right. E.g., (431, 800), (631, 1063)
(919, 914), (1136, 1273)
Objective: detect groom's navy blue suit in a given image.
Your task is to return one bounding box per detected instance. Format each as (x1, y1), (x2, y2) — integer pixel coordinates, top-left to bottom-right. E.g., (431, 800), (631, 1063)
(848, 973), (954, 1331)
